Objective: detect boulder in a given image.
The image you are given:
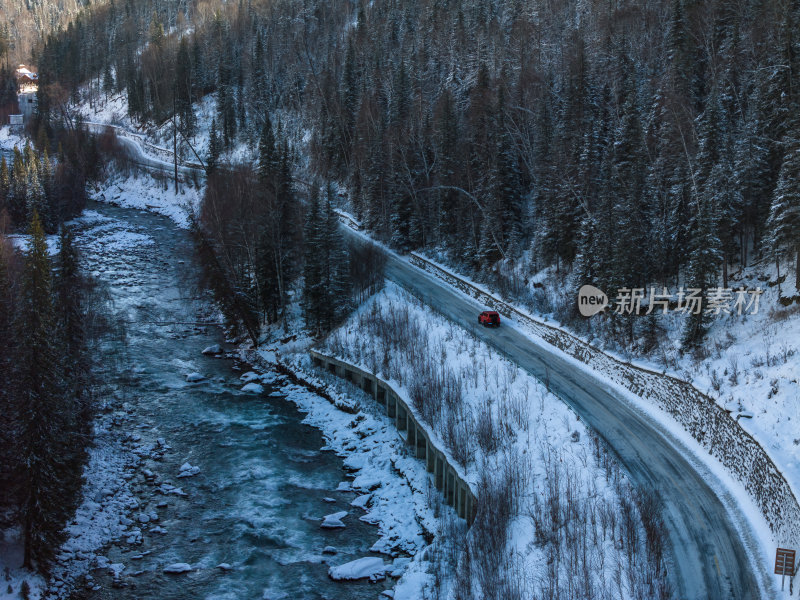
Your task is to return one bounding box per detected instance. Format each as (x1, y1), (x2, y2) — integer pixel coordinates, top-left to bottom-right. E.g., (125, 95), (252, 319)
(328, 557), (387, 581)
(163, 563), (192, 574)
(320, 511), (348, 529)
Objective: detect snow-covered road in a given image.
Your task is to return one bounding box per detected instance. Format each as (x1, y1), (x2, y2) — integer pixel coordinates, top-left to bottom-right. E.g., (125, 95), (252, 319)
(357, 236), (774, 600)
(90, 122), (774, 598)
(84, 122), (204, 177)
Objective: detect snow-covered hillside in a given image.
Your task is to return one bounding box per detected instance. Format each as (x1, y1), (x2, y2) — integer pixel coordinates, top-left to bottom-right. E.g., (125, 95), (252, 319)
(423, 247), (800, 517)
(301, 283), (671, 599)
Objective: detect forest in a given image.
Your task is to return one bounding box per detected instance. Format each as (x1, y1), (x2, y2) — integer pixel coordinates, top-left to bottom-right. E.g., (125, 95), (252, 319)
(1, 23), (106, 236)
(0, 216), (100, 572)
(0, 130), (102, 234)
(3, 0), (799, 586)
(30, 0), (800, 346)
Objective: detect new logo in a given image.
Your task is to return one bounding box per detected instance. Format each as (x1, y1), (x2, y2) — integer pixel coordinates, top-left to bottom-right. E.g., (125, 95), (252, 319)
(578, 285), (609, 317)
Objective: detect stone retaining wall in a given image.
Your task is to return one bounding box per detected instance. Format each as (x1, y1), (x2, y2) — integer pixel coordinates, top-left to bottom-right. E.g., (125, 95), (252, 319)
(409, 252), (800, 545)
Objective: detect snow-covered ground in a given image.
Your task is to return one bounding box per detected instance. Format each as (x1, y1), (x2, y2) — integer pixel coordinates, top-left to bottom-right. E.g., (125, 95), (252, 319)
(0, 126), (25, 153)
(0, 528), (46, 600)
(75, 91), (131, 128)
(672, 264), (800, 510)
(420, 247), (800, 532)
(90, 170), (202, 229)
(72, 76), (307, 173)
(269, 283), (671, 599)
(73, 84), (254, 167)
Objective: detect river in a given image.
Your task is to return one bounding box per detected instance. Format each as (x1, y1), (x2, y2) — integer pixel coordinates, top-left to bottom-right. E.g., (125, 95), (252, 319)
(69, 202), (394, 600)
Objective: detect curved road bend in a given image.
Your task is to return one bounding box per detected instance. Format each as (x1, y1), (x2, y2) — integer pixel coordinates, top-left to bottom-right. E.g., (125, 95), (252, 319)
(85, 122), (202, 177)
(97, 128), (772, 598)
(366, 244), (772, 600)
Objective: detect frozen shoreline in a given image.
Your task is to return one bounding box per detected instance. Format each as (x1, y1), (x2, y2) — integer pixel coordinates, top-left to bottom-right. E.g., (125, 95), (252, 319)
(244, 348), (439, 599)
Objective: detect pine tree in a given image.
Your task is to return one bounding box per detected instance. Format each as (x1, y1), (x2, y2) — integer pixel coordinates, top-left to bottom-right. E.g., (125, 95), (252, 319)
(192, 36), (208, 94)
(694, 86), (742, 287)
(766, 141), (800, 292)
(207, 118), (221, 175)
(102, 62), (114, 97)
(256, 140), (301, 323)
(391, 60), (410, 126)
(341, 38), (358, 147)
(322, 185), (351, 328)
(0, 156), (8, 218)
(302, 186), (325, 333)
(609, 77), (649, 294)
(217, 63), (237, 148)
(9, 147), (27, 227)
(18, 211), (64, 569)
(39, 149), (53, 222)
(53, 225), (90, 525)
(706, 157), (742, 289)
(303, 184), (350, 333)
(252, 30), (268, 114)
(127, 70), (146, 122)
(257, 113), (279, 190)
(0, 236), (19, 516)
(682, 194), (722, 347)
(389, 156), (413, 251)
(55, 226), (86, 376)
(236, 66), (247, 136)
(175, 37), (195, 137)
(491, 87), (523, 255)
(734, 110), (771, 262)
(25, 148), (46, 230)
(433, 88), (460, 242)
(666, 0), (691, 98)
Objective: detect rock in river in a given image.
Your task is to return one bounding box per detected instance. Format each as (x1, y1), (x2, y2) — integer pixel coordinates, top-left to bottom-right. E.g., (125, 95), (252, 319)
(163, 563), (193, 574)
(320, 511), (348, 529)
(328, 557), (387, 581)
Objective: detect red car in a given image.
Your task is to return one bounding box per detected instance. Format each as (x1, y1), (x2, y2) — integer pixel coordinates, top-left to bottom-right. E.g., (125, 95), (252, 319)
(478, 310), (501, 327)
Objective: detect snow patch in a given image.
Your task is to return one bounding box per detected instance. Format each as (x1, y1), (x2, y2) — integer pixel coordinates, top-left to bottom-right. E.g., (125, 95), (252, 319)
(320, 511), (348, 529)
(327, 557), (387, 581)
(162, 563), (193, 574)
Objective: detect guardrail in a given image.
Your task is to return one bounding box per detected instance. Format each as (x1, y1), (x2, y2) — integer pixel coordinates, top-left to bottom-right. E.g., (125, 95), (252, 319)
(309, 349), (477, 524)
(408, 251), (800, 545)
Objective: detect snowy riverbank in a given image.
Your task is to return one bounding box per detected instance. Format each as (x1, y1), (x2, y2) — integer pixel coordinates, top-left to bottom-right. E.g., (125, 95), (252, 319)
(244, 349), (437, 599)
(251, 283), (673, 599)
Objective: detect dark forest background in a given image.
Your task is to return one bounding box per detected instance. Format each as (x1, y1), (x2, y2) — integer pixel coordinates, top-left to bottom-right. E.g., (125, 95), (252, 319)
(26, 0), (800, 348)
(2, 0), (799, 579)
